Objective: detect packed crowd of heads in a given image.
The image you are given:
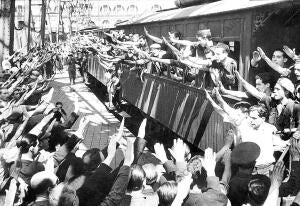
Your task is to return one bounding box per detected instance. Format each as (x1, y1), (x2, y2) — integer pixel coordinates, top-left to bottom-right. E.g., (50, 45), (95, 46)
(1, 26), (300, 206)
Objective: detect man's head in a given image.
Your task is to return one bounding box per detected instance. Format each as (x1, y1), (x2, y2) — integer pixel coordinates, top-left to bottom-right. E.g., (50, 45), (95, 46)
(196, 29), (213, 47)
(255, 74), (271, 93)
(247, 174), (271, 206)
(132, 34), (140, 42)
(272, 77), (295, 100)
(127, 49), (135, 58)
(169, 31), (181, 40)
(169, 31), (181, 46)
(0, 88), (9, 101)
(31, 171), (58, 196)
(150, 43), (161, 57)
(30, 70), (40, 80)
(142, 163), (158, 186)
(157, 181), (178, 206)
(55, 102), (63, 109)
(127, 164), (146, 191)
(248, 105), (268, 130)
(272, 49), (287, 67)
(17, 134), (39, 155)
(294, 60), (300, 80)
(82, 148), (102, 172)
(204, 48), (215, 60)
(214, 43), (230, 63)
(187, 155), (207, 190)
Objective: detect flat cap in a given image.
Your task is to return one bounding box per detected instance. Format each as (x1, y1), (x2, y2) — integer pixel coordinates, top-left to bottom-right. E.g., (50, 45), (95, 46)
(231, 142), (260, 165)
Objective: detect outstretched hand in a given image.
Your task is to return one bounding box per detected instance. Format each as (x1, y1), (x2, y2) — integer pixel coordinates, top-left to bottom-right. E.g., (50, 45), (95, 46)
(144, 27), (149, 36)
(138, 118), (147, 138)
(168, 139), (186, 162)
(234, 70), (242, 82)
(201, 147), (216, 176)
(252, 50), (261, 62)
(153, 143), (168, 164)
(257, 47), (267, 59)
(290, 138), (300, 161)
(270, 161), (285, 188)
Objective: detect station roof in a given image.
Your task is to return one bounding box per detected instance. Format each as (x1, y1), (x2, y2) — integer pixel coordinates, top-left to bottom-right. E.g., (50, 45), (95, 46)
(118, 0), (296, 26)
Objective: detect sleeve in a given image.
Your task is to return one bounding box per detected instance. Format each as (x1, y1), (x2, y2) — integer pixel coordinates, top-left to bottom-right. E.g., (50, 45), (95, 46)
(224, 62), (237, 84)
(53, 136), (78, 167)
(133, 137), (147, 164)
(279, 161), (300, 197)
(61, 109), (67, 116)
(293, 104), (300, 131)
(100, 165), (130, 206)
(206, 176), (221, 191)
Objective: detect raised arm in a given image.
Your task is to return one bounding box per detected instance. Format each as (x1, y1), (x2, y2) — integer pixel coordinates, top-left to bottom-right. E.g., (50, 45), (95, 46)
(219, 80), (249, 99)
(169, 36), (197, 47)
(144, 27), (163, 44)
(257, 47), (290, 76)
(234, 71), (265, 100)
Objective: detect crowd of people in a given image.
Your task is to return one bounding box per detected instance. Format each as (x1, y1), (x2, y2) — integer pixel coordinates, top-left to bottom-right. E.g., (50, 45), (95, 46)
(65, 27), (300, 206)
(1, 25), (300, 206)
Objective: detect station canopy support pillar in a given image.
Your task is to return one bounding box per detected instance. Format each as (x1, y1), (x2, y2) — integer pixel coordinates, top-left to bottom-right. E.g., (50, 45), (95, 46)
(0, 0), (15, 71)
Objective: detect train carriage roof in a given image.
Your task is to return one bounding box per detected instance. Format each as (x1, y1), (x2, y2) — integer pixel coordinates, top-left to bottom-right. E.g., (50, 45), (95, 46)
(118, 0), (296, 26)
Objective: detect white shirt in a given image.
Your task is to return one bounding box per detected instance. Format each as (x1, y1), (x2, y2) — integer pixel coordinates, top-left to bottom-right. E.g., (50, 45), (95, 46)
(238, 120), (276, 165)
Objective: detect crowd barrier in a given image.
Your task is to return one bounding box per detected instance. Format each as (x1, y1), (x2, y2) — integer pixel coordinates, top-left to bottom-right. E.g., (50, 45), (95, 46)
(88, 56), (233, 151)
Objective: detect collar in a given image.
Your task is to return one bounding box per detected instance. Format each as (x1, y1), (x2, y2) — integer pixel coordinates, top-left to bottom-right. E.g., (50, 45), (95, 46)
(280, 98), (289, 107)
(21, 154), (34, 161)
(35, 195), (49, 202)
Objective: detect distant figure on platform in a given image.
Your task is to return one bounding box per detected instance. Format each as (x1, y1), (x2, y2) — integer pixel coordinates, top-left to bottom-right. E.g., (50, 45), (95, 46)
(67, 53), (76, 85)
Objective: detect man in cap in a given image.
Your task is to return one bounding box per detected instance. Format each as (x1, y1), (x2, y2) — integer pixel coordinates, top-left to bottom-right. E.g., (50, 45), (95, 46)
(228, 142), (260, 206)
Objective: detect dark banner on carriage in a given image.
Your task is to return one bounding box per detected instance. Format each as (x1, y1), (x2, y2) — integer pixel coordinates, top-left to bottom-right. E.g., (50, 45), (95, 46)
(88, 56), (232, 151)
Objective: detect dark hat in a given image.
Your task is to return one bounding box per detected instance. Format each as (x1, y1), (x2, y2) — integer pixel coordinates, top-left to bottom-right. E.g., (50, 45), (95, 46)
(231, 142), (260, 165)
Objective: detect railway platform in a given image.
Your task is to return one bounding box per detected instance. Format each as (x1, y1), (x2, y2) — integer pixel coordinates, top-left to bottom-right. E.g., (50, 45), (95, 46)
(49, 70), (135, 168)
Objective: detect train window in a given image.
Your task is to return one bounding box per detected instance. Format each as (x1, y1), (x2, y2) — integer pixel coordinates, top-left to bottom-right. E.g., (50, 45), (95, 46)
(223, 41), (240, 66)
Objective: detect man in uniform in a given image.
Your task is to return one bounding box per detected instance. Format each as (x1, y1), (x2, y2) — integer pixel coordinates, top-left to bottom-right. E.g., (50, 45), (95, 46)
(228, 142), (260, 206)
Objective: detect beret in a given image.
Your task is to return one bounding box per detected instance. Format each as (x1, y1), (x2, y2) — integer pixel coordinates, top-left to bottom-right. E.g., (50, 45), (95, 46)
(231, 142), (260, 165)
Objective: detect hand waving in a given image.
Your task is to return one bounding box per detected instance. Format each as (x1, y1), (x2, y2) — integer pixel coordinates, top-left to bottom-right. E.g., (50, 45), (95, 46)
(153, 143), (168, 164)
(168, 139), (186, 162)
(201, 148), (216, 176)
(270, 161), (285, 188)
(257, 47), (267, 59)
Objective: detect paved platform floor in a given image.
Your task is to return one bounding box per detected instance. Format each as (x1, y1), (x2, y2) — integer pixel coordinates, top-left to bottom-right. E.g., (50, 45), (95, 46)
(49, 71), (134, 168)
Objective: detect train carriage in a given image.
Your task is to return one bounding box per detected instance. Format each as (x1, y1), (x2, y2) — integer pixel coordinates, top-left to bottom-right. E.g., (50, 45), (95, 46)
(88, 0), (300, 151)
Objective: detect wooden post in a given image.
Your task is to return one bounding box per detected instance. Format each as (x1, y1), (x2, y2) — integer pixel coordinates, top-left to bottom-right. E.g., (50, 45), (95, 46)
(0, 0), (15, 72)
(27, 0), (32, 52)
(41, 0), (47, 47)
(57, 0), (62, 43)
(9, 0), (15, 55)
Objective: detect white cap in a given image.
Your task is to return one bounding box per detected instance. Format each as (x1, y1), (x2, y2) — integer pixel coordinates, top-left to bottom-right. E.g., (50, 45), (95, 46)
(150, 43), (161, 49)
(30, 171), (58, 189)
(277, 77), (295, 94)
